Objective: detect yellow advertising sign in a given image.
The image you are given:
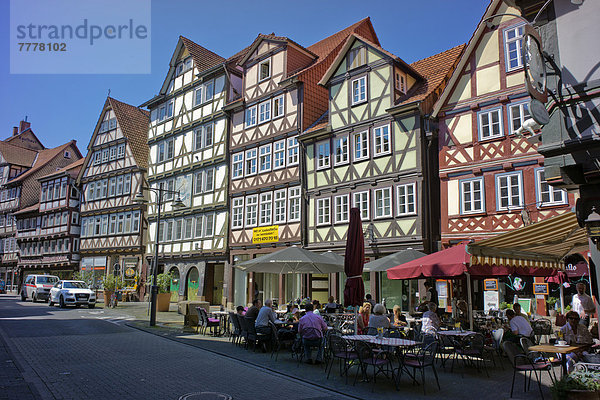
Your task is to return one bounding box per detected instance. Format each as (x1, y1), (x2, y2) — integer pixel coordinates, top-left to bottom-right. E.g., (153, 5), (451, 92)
(252, 225), (279, 244)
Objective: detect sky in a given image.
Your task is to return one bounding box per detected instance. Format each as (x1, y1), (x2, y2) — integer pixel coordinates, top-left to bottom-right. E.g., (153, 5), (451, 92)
(0, 0), (489, 153)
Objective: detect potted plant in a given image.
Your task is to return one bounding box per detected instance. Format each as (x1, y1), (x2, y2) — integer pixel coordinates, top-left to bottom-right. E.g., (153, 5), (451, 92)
(151, 273), (172, 312)
(551, 369), (600, 399)
(499, 302), (512, 310)
(547, 297), (559, 317)
(102, 275), (123, 307)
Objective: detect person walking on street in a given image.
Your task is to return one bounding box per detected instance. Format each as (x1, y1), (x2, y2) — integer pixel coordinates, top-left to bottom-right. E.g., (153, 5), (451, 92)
(572, 282), (595, 327)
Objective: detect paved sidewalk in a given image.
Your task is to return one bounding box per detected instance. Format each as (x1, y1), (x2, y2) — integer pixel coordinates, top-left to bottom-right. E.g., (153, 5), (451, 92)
(0, 327), (44, 400)
(111, 300), (554, 400)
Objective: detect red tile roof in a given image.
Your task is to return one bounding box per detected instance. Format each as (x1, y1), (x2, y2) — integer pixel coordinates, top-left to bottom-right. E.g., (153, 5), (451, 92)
(108, 97), (150, 169)
(0, 141), (38, 167)
(13, 203), (39, 215)
(9, 141), (80, 183)
(396, 44), (466, 108)
(307, 17), (379, 59)
(236, 33), (317, 67)
(39, 158), (84, 180)
(180, 36), (226, 74)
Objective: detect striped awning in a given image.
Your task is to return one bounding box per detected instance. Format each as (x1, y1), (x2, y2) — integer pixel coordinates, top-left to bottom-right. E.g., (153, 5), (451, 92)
(467, 212), (589, 270)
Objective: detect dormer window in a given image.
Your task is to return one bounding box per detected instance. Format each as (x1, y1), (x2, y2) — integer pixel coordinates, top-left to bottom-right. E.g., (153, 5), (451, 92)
(259, 59), (270, 81)
(395, 72), (406, 93)
(347, 46), (366, 70)
(64, 151), (71, 159)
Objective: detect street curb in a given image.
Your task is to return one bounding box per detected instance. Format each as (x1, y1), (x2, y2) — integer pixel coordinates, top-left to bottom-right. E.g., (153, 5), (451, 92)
(0, 324), (55, 400)
(126, 321), (362, 400)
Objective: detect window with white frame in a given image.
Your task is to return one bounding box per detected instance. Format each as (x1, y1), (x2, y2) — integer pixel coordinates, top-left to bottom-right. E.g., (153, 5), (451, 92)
(504, 25), (525, 71)
(395, 72), (406, 93)
(194, 168), (214, 194)
(347, 47), (366, 70)
(273, 95), (284, 118)
(232, 198), (244, 228)
(479, 109), (503, 140)
(317, 141), (330, 169)
(259, 192), (272, 226)
(259, 59), (270, 81)
(353, 191), (370, 220)
(536, 169), (567, 206)
(258, 100), (271, 123)
(194, 127), (203, 151)
(287, 137), (299, 165)
(204, 213), (215, 237)
(245, 195), (258, 227)
(157, 142), (165, 163)
(496, 172), (523, 210)
(204, 80), (214, 102)
(334, 135), (349, 165)
(334, 195), (349, 223)
(273, 140), (286, 169)
(460, 178), (485, 214)
(354, 131), (369, 160)
(397, 183), (416, 216)
(245, 106), (257, 127)
(166, 138), (175, 160)
(204, 123), (213, 147)
(288, 187), (301, 222)
(259, 144), (272, 172)
(508, 102), (531, 136)
(245, 149), (257, 176)
(232, 153), (244, 178)
(194, 86), (203, 106)
(352, 76), (367, 104)
(374, 187), (392, 218)
(273, 189), (286, 224)
(374, 125), (390, 155)
(184, 218), (193, 239)
(158, 100), (174, 121)
(317, 198), (331, 225)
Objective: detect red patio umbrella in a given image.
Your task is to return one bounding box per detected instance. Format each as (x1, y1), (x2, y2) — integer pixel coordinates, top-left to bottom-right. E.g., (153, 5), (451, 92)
(343, 208), (364, 308)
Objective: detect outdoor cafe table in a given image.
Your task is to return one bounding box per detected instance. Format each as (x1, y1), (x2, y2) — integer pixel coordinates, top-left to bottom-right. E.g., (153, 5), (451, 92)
(342, 335), (418, 348)
(436, 330), (476, 337)
(209, 310), (230, 336)
(528, 343), (583, 377)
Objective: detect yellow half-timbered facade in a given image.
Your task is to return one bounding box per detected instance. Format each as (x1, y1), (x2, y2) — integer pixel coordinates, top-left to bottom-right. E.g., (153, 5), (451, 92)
(142, 37), (241, 306)
(78, 97), (149, 291)
(302, 34), (464, 304)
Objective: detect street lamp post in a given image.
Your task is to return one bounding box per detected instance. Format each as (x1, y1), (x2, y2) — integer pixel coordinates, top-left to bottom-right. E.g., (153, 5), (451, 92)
(134, 187), (185, 326)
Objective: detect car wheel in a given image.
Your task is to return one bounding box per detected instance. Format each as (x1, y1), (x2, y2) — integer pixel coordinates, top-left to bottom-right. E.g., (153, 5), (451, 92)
(59, 296), (66, 308)
(48, 296), (54, 307)
(88, 304), (95, 309)
(20, 291), (27, 301)
(32, 293), (37, 303)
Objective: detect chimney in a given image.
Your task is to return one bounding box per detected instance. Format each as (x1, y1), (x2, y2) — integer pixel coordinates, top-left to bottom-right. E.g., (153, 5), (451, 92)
(19, 120), (31, 133)
(12, 127), (18, 136)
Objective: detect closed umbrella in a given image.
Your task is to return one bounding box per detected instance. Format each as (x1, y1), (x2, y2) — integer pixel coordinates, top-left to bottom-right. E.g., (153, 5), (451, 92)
(343, 208), (365, 333)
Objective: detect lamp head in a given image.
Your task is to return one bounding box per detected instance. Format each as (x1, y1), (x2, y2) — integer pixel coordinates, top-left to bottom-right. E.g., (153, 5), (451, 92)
(133, 191), (146, 204)
(172, 195), (186, 209)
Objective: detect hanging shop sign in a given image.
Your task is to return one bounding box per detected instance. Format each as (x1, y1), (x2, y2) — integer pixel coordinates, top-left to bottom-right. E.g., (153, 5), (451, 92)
(484, 278), (498, 291)
(533, 283), (549, 295)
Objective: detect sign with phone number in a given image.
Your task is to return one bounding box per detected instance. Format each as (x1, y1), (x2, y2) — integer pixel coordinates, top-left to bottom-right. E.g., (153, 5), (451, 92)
(252, 225), (279, 244)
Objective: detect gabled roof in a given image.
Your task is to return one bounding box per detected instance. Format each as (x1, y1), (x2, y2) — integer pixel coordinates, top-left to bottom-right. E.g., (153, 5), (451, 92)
(0, 141), (38, 167)
(13, 203), (39, 215)
(4, 129), (45, 150)
(39, 158), (84, 181)
(395, 43), (466, 107)
(236, 33), (317, 66)
(318, 33), (423, 86)
(432, 0), (501, 117)
(8, 140), (81, 184)
(180, 36), (226, 73)
(108, 97), (150, 169)
(307, 17), (378, 59)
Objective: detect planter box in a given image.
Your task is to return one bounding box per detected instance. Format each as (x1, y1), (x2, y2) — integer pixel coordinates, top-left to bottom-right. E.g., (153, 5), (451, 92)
(177, 300), (209, 327)
(103, 290), (116, 307)
(567, 390), (600, 400)
(156, 292), (171, 312)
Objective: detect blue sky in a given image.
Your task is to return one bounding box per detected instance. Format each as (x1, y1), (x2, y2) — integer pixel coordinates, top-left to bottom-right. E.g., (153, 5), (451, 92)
(0, 0), (488, 153)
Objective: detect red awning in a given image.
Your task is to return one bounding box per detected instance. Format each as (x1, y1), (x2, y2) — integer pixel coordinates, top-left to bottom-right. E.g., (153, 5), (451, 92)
(386, 244), (558, 280)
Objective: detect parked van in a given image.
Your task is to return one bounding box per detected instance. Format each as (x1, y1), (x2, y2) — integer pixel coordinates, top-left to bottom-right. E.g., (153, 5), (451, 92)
(20, 275), (59, 302)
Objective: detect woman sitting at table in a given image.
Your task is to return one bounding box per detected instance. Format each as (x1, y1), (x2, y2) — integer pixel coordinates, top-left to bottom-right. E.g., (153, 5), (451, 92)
(357, 302), (372, 334)
(324, 296), (338, 314)
(421, 302), (441, 343)
(368, 304), (391, 331)
(392, 305), (407, 327)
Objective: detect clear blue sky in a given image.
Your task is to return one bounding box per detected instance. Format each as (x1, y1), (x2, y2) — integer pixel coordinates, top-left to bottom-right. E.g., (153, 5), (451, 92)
(0, 0), (488, 153)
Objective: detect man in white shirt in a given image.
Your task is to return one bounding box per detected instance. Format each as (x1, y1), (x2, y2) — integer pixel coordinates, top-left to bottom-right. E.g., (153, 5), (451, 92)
(572, 283), (596, 327)
(506, 308), (533, 338)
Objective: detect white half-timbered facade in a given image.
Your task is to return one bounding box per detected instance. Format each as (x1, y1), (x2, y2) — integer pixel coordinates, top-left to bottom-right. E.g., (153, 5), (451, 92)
(142, 37), (241, 306)
(78, 97), (149, 292)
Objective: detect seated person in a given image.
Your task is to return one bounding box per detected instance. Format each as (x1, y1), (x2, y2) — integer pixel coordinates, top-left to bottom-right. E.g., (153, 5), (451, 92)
(368, 304), (391, 331)
(324, 296), (338, 314)
(245, 299), (261, 320)
(456, 299), (469, 327)
(298, 303), (327, 364)
(392, 305), (407, 327)
(312, 299), (321, 311)
(505, 309), (533, 341)
(513, 303), (529, 321)
(236, 305), (245, 316)
(560, 311), (594, 372)
(421, 302), (441, 340)
(255, 298), (277, 335)
(357, 302), (372, 334)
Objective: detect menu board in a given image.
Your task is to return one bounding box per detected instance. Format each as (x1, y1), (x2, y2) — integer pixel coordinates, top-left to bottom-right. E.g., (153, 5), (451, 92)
(533, 283), (549, 295)
(484, 278), (498, 291)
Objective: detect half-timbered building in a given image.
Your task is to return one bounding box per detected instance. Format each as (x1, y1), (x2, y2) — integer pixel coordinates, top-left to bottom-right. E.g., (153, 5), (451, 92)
(142, 37), (242, 306)
(15, 159), (84, 279)
(432, 0), (576, 248)
(78, 97), (149, 291)
(226, 18), (380, 306)
(301, 34), (464, 306)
